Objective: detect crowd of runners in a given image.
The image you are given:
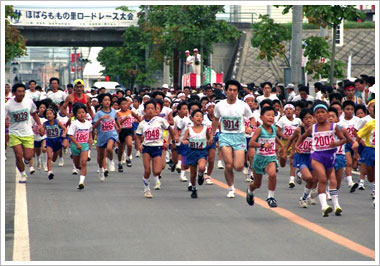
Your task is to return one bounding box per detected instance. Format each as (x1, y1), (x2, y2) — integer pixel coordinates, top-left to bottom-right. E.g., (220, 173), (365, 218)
(4, 74), (376, 217)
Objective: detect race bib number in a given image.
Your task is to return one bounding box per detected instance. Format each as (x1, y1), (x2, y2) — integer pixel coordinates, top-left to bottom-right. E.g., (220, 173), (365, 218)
(145, 127), (160, 141)
(121, 116), (133, 128)
(47, 127), (60, 138)
(11, 108), (29, 123)
(337, 144), (345, 155)
(75, 130), (89, 143)
(370, 130), (375, 146)
(258, 137), (276, 156)
(313, 131), (335, 151)
(284, 125), (296, 137)
(221, 117), (241, 132)
(189, 138), (206, 149)
(298, 137), (312, 154)
(101, 120), (115, 132)
(346, 126), (355, 139)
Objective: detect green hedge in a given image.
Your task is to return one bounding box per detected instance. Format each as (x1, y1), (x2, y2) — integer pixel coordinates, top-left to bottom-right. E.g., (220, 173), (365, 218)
(283, 21), (374, 31)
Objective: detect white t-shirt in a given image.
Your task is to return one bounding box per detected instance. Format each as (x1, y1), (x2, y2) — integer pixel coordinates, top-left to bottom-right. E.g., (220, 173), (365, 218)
(214, 99), (253, 134)
(276, 116), (302, 137)
(256, 94), (279, 105)
(354, 115), (374, 131)
(315, 91), (323, 100)
(203, 114), (219, 136)
(68, 119), (93, 143)
(287, 91), (296, 102)
(292, 95), (315, 102)
(26, 90), (41, 102)
(136, 116), (170, 146)
(33, 116), (47, 141)
(159, 106), (173, 122)
(175, 116), (193, 144)
(5, 97), (37, 137)
(47, 90), (67, 104)
(339, 116), (360, 140)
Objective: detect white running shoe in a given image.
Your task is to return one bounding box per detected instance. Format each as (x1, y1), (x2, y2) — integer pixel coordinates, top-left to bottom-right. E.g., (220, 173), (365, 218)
(72, 168), (79, 175)
(180, 175), (188, 182)
(30, 166), (35, 175)
(108, 160), (115, 172)
(243, 167), (248, 175)
(307, 197), (317, 205)
(217, 160), (224, 169)
(58, 158), (64, 167)
(44, 164), (48, 172)
(144, 189), (153, 198)
(289, 176), (295, 188)
(154, 181), (161, 190)
(227, 190), (235, 198)
(129, 154), (133, 160)
(99, 170), (105, 182)
(204, 175), (213, 185)
(299, 199), (308, 208)
(19, 174), (27, 183)
(135, 151), (141, 157)
(358, 182), (365, 190)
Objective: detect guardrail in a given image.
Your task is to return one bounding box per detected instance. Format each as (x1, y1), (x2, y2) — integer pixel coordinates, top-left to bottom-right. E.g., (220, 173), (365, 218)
(216, 12), (260, 24)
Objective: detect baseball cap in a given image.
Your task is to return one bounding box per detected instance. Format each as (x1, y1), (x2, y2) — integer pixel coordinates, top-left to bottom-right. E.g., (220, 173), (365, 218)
(193, 48), (198, 52)
(185, 50), (190, 54)
(285, 83), (295, 89)
(74, 79), (85, 86)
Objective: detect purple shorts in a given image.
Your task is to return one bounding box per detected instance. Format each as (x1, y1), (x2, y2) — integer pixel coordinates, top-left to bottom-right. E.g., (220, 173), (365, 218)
(5, 128), (9, 134)
(310, 150), (336, 170)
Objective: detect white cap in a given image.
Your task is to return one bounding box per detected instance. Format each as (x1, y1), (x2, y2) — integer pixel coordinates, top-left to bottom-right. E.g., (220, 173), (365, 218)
(185, 50), (190, 54)
(177, 92), (186, 98)
(286, 83), (295, 89)
(193, 48), (198, 52)
(162, 84), (169, 89)
(243, 94), (255, 101)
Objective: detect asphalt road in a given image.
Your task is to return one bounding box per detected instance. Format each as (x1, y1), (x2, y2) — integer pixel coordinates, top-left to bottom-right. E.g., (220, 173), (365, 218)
(4, 147), (376, 262)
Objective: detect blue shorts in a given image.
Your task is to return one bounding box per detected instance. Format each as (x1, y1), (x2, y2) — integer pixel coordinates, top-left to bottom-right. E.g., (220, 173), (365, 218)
(219, 133), (246, 151)
(360, 147), (375, 167)
(358, 143), (365, 162)
(310, 150), (336, 170)
(45, 138), (63, 152)
(132, 122), (139, 131)
(142, 145), (162, 158)
(98, 137), (117, 149)
(345, 143), (354, 156)
(34, 140), (44, 148)
(245, 137), (251, 152)
(185, 149), (208, 166)
(334, 154), (346, 170)
(206, 132), (219, 150)
(293, 153), (312, 171)
(176, 144), (190, 156)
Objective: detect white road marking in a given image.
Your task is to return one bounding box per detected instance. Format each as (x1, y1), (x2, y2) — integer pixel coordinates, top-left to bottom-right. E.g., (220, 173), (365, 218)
(12, 168), (30, 261)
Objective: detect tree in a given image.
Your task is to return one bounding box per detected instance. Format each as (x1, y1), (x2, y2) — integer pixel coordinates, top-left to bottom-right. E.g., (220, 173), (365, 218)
(251, 14), (291, 67)
(5, 5), (27, 64)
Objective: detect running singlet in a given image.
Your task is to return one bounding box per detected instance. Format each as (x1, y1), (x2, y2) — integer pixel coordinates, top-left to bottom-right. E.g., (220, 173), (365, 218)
(117, 110), (133, 129)
(257, 125), (276, 156)
(68, 92), (87, 113)
(188, 126), (207, 149)
(136, 116), (170, 146)
(44, 120), (61, 139)
(339, 116), (360, 141)
(335, 125), (345, 155)
(297, 127), (312, 154)
(311, 123), (336, 152)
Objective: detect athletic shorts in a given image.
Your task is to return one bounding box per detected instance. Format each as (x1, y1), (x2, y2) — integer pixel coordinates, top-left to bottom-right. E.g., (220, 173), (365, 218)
(5, 128), (9, 134)
(245, 137), (251, 152)
(185, 149), (208, 166)
(310, 150), (336, 170)
(176, 144), (190, 156)
(293, 153), (312, 171)
(9, 134), (34, 149)
(334, 154), (346, 171)
(360, 147), (375, 167)
(206, 132), (219, 150)
(119, 128), (134, 143)
(345, 142), (354, 156)
(252, 154), (277, 175)
(219, 133), (246, 151)
(281, 139), (293, 155)
(71, 142), (90, 156)
(46, 138), (63, 152)
(142, 145), (162, 158)
(132, 122), (139, 131)
(34, 140), (44, 148)
(97, 137), (117, 149)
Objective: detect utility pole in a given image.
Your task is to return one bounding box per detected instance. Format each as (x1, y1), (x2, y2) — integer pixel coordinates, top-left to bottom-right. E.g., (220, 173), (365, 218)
(73, 47), (78, 81)
(267, 5), (271, 18)
(145, 6), (149, 69)
(290, 5), (303, 91)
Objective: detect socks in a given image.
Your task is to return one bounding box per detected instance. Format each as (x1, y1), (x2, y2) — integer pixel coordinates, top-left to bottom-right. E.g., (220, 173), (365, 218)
(36, 155), (40, 163)
(99, 167), (104, 173)
(180, 170), (186, 178)
(302, 187), (311, 200)
(346, 175), (353, 186)
(318, 193), (329, 209)
(88, 150), (91, 157)
(268, 190), (275, 199)
(229, 185), (235, 191)
(330, 189), (339, 208)
(154, 176), (160, 183)
(79, 175), (85, 184)
(143, 177), (150, 190)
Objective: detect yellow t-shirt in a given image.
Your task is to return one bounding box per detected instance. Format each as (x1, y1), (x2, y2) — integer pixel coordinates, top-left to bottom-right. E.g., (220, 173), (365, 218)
(357, 119), (375, 148)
